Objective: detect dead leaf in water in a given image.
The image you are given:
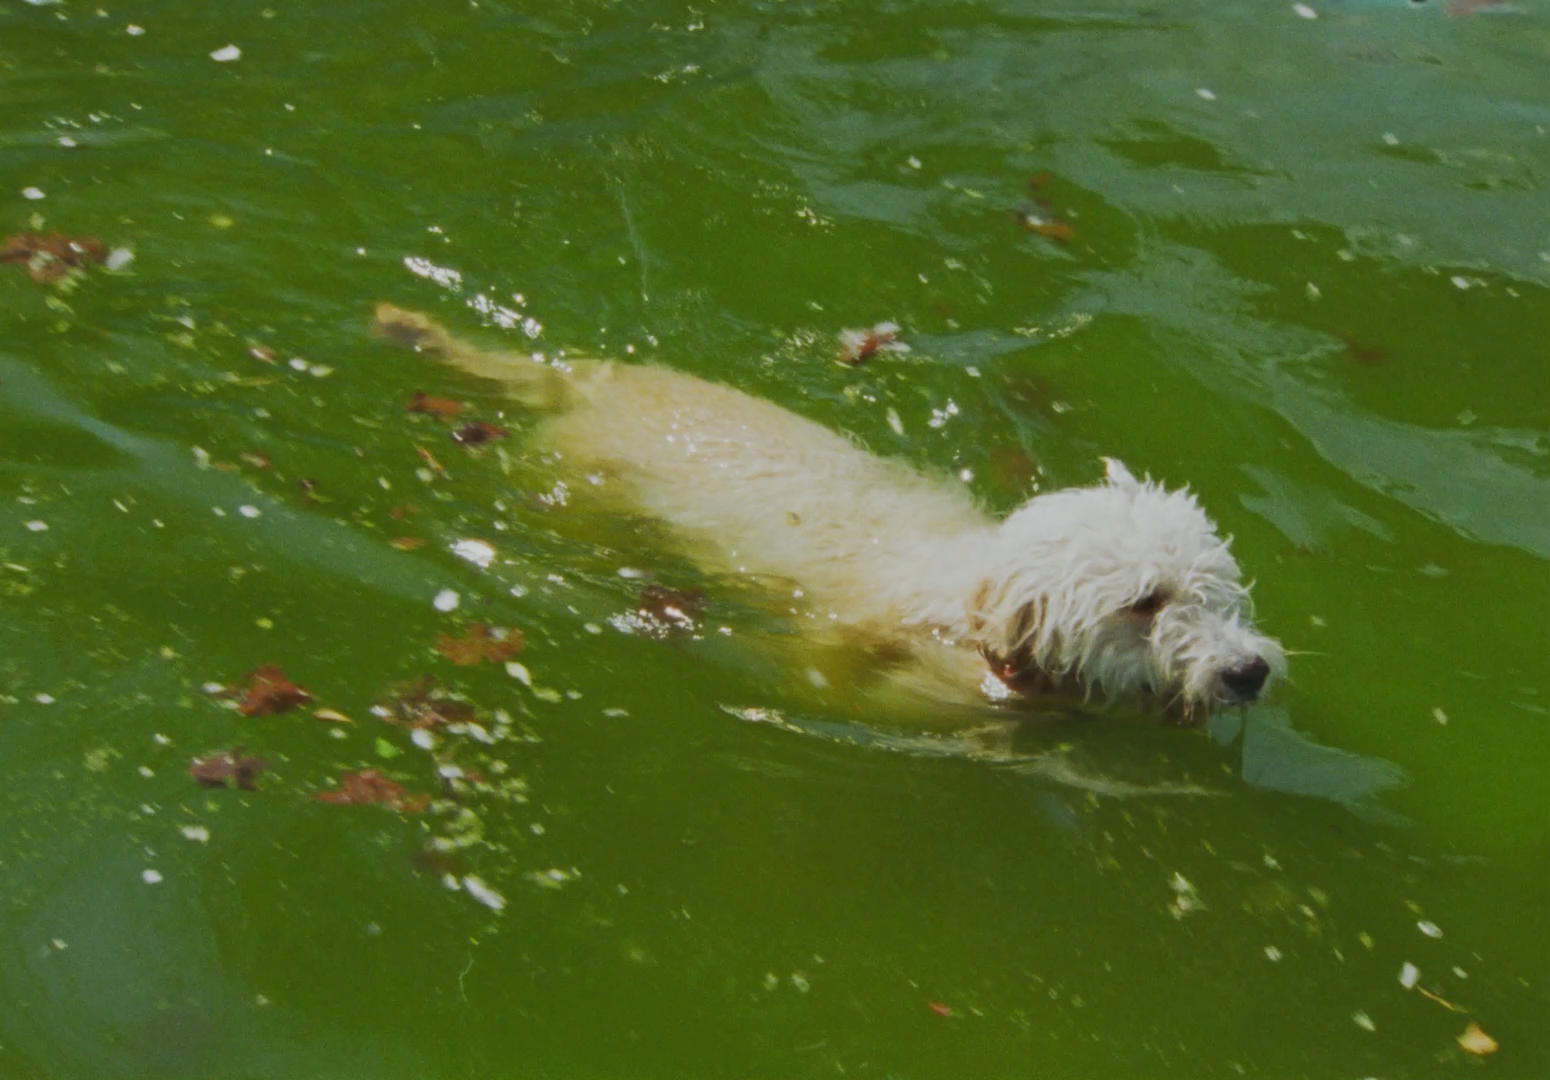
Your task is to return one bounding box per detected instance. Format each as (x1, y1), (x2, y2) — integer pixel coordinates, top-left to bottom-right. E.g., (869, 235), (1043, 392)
(451, 421), (508, 445)
(434, 624), (524, 666)
(836, 322), (910, 366)
(380, 676), (474, 729)
(1013, 208), (1075, 243)
(1, 232), (107, 284)
(228, 664), (313, 716)
(312, 768), (429, 812)
(1337, 331), (1388, 365)
(406, 391), (465, 418)
(189, 749), (268, 790)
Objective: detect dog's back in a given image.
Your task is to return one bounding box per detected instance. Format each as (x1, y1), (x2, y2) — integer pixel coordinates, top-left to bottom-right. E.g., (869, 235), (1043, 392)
(372, 304), (995, 631)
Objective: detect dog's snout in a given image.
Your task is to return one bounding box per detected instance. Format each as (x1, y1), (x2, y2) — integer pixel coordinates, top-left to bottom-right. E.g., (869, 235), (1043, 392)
(1221, 656), (1270, 701)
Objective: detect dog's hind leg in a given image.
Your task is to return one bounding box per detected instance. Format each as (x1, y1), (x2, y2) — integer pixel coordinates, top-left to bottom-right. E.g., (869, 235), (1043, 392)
(371, 303), (578, 409)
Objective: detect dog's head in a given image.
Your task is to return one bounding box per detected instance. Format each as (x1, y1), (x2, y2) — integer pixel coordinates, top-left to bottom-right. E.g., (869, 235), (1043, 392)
(968, 458), (1284, 721)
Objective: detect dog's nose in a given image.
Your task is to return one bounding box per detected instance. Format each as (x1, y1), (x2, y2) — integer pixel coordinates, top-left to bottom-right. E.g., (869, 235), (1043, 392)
(1221, 657), (1270, 701)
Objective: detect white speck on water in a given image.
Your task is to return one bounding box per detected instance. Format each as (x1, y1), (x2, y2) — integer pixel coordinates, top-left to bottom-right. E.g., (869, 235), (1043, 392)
(433, 588), (460, 612)
(1399, 962), (1420, 989)
(1417, 920), (1443, 939)
(410, 728), (436, 751)
(142, 869), (163, 884)
(58, 135), (78, 148)
(885, 407), (904, 436)
(22, 187), (46, 200)
(1382, 132), (1400, 146)
(181, 825), (211, 843)
(238, 505), (261, 519)
(1305, 282), (1321, 300)
(1195, 87), (1217, 101)
(463, 876), (506, 911)
(1352, 1010), (1375, 1032)
(35, 693), (55, 705)
(1264, 946), (1283, 962)
(1293, 3), (1318, 18)
(126, 24), (145, 35)
(583, 622), (602, 635)
(506, 661), (532, 686)
(451, 538), (496, 568)
(287, 357), (309, 371)
(617, 566), (646, 579)
(210, 44), (241, 62)
(212, 507), (226, 517)
(25, 520), (48, 532)
(1432, 707), (1448, 725)
(907, 155), (922, 169)
(1450, 276), (1472, 290)
(138, 766), (154, 777)
(790, 972), (811, 992)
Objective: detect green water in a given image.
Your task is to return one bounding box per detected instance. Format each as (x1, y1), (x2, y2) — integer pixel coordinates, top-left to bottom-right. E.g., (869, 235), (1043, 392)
(2, 0), (1546, 1076)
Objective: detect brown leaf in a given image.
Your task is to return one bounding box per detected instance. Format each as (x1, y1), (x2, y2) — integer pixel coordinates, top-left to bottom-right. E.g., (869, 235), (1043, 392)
(312, 707), (354, 724)
(1027, 171), (1053, 193)
(1013, 209), (1075, 243)
(415, 445), (444, 472)
(451, 421), (508, 445)
(389, 536), (428, 551)
(229, 664), (314, 716)
(379, 676), (474, 729)
(434, 624), (524, 666)
(247, 344), (279, 364)
(1337, 331), (1387, 365)
(189, 749), (268, 790)
(2, 232), (107, 285)
(239, 451), (272, 470)
(1457, 1021), (1498, 1055)
(836, 323), (909, 366)
(312, 768), (429, 812)
(407, 391), (465, 418)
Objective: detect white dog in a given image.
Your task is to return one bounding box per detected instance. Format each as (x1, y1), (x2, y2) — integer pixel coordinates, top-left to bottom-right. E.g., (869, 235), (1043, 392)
(374, 304), (1283, 723)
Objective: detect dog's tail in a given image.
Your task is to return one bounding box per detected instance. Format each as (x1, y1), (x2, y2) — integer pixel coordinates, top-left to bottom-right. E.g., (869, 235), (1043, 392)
(371, 303), (575, 409)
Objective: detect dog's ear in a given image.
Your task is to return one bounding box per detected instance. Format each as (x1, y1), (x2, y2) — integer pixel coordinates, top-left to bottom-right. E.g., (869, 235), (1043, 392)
(1101, 457), (1138, 488)
(967, 578), (1051, 684)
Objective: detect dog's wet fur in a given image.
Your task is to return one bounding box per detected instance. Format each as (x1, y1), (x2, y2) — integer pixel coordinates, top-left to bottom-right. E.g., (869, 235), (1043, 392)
(373, 304), (1284, 723)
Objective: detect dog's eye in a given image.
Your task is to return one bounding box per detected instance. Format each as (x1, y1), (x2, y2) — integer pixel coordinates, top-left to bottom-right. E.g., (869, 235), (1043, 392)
(1128, 589), (1168, 617)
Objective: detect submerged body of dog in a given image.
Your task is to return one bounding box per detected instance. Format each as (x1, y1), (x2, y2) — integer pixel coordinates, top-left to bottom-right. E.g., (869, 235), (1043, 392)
(374, 304), (1284, 721)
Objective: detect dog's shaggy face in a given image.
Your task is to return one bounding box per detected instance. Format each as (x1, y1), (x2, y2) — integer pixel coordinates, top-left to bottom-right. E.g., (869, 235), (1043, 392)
(967, 459), (1283, 720)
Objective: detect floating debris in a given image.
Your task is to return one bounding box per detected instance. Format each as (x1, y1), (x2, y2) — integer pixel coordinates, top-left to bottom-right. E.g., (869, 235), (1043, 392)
(225, 664), (313, 717)
(434, 624), (524, 666)
(189, 749), (268, 790)
(1, 231), (107, 285)
(1457, 1021), (1498, 1055)
(312, 769), (430, 813)
(836, 322), (910, 365)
